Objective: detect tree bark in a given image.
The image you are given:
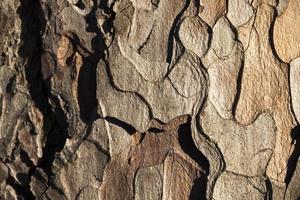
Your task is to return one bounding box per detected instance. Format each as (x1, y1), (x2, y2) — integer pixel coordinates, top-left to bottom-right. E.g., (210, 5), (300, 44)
(0, 0), (300, 199)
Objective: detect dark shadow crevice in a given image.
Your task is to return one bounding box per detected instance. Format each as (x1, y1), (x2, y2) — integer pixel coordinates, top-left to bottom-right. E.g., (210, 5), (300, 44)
(285, 125), (300, 187)
(189, 175), (208, 200)
(166, 0), (191, 64)
(6, 175), (35, 200)
(231, 46), (245, 118)
(17, 0), (70, 198)
(104, 116), (137, 135)
(78, 0), (116, 124)
(178, 116), (209, 200)
(268, 7), (286, 64)
(147, 127), (164, 133)
(195, 96), (226, 199)
(77, 8), (102, 124)
(265, 177), (273, 200)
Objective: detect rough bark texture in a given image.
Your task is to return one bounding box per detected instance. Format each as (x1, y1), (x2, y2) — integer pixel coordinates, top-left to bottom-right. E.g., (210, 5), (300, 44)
(0, 0), (300, 199)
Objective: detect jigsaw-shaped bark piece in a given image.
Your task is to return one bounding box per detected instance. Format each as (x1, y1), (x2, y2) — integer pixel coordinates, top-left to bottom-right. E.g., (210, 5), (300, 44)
(107, 1), (207, 125)
(178, 16), (210, 58)
(97, 60), (152, 132)
(198, 0), (227, 27)
(201, 102), (276, 176)
(100, 115), (206, 200)
(134, 164), (163, 200)
(290, 57), (300, 123)
(213, 171), (267, 200)
(236, 3), (295, 183)
(127, 0), (186, 62)
(274, 0), (300, 63)
(56, 141), (108, 200)
(202, 17), (243, 119)
(226, 0), (254, 27)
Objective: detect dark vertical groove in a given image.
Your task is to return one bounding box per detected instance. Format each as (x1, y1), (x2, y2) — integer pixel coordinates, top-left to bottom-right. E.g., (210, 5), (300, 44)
(78, 0), (116, 123)
(16, 0), (69, 198)
(265, 177), (273, 200)
(285, 125), (300, 187)
(78, 4), (102, 123)
(268, 7), (285, 64)
(18, 0), (70, 172)
(178, 117), (209, 171)
(6, 175), (34, 200)
(177, 116), (209, 200)
(16, 0), (46, 198)
(231, 46), (245, 118)
(194, 95), (226, 199)
(166, 0), (191, 64)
